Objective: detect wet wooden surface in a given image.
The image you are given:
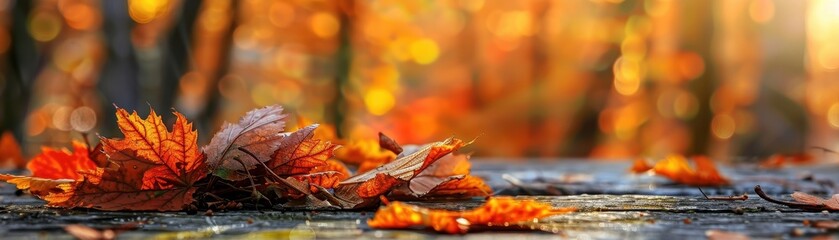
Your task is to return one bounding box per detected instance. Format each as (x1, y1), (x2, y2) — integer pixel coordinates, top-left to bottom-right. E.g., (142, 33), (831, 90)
(1, 159), (839, 239)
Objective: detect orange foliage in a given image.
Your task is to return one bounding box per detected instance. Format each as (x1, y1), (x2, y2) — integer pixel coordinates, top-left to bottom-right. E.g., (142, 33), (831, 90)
(633, 155), (729, 186)
(368, 197), (576, 234)
(334, 139), (397, 171)
(295, 115), (337, 141)
(759, 153), (814, 169)
(0, 174), (75, 203)
(293, 160), (351, 192)
(0, 132), (24, 169)
(0, 107), (209, 211)
(629, 158), (652, 173)
(268, 124), (338, 175)
(427, 176), (492, 197)
(356, 173), (400, 198)
(28, 141), (98, 180)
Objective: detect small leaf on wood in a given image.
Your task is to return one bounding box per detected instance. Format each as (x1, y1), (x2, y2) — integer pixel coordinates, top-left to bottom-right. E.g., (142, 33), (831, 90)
(368, 197), (575, 234)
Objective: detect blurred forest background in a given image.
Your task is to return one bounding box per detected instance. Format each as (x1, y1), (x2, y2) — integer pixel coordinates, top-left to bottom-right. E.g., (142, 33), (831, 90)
(0, 0), (836, 160)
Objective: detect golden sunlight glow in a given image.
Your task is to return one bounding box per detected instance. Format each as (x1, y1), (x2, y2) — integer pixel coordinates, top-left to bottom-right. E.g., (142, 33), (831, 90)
(128, 0), (169, 24)
(364, 88), (396, 116)
(711, 114), (735, 139)
(28, 12), (62, 42)
(409, 38), (440, 65)
(310, 12), (340, 38)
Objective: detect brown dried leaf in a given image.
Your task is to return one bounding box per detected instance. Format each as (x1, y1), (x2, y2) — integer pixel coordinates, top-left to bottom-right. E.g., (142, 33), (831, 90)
(378, 132), (402, 155)
(791, 192), (839, 210)
(204, 105), (287, 180)
(268, 124), (337, 176)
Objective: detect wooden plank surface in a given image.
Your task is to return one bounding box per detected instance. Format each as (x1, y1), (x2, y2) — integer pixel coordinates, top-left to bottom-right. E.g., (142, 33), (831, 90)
(1, 160), (838, 239)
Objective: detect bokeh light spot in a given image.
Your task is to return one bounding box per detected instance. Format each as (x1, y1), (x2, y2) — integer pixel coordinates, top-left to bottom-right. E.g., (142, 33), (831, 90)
(28, 12), (62, 42)
(749, 0), (775, 23)
(828, 103), (839, 128)
(364, 88), (396, 116)
(310, 12), (340, 38)
(711, 114), (736, 139)
(409, 38), (440, 65)
(70, 106), (97, 132)
(129, 0), (169, 24)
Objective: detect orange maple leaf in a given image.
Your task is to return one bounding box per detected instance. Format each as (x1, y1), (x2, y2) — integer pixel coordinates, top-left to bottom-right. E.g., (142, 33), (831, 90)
(368, 197), (576, 234)
(268, 124), (338, 176)
(27, 141), (99, 180)
(50, 107), (207, 211)
(644, 155), (729, 186)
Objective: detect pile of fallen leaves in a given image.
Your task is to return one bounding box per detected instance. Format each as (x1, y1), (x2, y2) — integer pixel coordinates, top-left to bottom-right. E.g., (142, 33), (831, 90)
(0, 105), (492, 211)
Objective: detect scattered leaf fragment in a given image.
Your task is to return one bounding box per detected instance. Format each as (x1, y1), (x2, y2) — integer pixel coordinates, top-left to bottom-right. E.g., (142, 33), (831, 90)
(378, 132), (403, 155)
(635, 155), (729, 186)
(65, 224), (116, 240)
(759, 153), (814, 169)
(629, 158), (652, 173)
(706, 230), (749, 240)
(368, 197), (575, 234)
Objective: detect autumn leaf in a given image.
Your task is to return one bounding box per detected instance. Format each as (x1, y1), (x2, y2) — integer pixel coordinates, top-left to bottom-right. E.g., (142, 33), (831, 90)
(27, 141), (99, 180)
(635, 155), (729, 186)
(706, 230), (750, 240)
(378, 132), (403, 155)
(51, 107), (207, 211)
(792, 192), (839, 209)
(758, 153), (814, 169)
(341, 137), (469, 184)
(292, 160), (350, 192)
(332, 137), (471, 208)
(629, 158), (652, 173)
(333, 139), (396, 172)
(425, 176), (492, 198)
(204, 105), (287, 180)
(267, 124), (338, 176)
(356, 173), (401, 198)
(294, 115), (337, 141)
(0, 174), (75, 203)
(755, 185), (839, 211)
(368, 197), (576, 234)
(0, 131), (24, 169)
